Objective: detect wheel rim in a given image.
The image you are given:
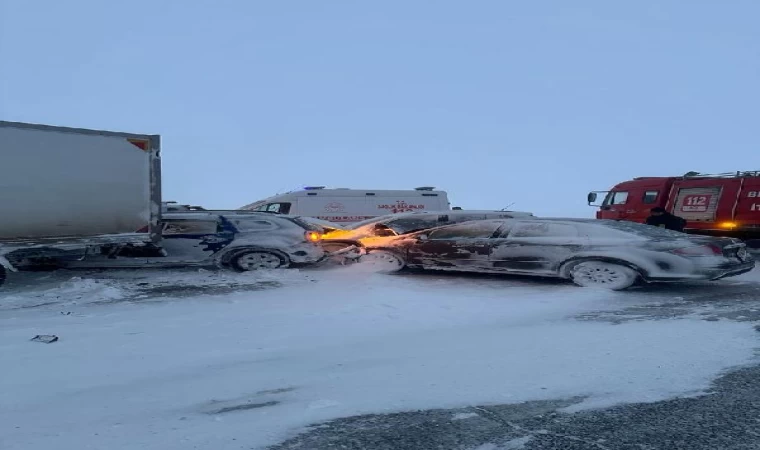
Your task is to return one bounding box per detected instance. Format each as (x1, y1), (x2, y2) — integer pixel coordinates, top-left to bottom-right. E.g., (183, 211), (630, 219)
(571, 262), (634, 289)
(236, 252), (282, 270)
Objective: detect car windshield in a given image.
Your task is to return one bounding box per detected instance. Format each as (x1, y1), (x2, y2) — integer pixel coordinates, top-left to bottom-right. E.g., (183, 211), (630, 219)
(346, 215), (397, 230)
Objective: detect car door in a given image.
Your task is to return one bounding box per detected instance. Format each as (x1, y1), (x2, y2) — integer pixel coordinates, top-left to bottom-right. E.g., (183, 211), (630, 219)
(489, 221), (586, 274)
(158, 217), (234, 263)
(406, 221), (503, 270)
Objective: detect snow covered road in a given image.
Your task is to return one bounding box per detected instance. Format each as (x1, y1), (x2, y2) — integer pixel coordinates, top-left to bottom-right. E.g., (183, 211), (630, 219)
(1, 267), (759, 449)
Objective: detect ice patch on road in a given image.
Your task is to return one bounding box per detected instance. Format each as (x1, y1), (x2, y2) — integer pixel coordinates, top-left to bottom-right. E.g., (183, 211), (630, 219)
(0, 266), (758, 450)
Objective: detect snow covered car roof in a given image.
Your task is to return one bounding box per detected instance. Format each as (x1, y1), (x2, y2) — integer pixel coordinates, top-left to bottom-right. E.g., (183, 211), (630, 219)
(347, 210), (534, 229)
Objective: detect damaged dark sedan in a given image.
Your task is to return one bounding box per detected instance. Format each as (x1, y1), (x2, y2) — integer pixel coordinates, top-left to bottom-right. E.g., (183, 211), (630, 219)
(358, 218), (755, 290)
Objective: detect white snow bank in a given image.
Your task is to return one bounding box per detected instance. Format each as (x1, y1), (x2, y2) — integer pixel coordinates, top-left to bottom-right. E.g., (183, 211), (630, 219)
(734, 265), (760, 282)
(0, 276), (128, 311)
(1, 266), (758, 450)
(0, 268), (312, 311)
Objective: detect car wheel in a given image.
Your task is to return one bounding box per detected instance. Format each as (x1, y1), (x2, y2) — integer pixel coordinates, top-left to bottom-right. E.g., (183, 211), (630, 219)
(230, 251), (289, 271)
(359, 249), (405, 272)
(567, 260), (639, 290)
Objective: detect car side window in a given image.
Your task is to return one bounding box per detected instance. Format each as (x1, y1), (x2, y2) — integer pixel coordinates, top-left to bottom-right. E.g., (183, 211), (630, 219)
(642, 190), (658, 204)
(162, 220), (218, 235)
(448, 214), (488, 224)
(509, 222), (578, 238)
(427, 222), (502, 240)
(231, 219), (277, 231)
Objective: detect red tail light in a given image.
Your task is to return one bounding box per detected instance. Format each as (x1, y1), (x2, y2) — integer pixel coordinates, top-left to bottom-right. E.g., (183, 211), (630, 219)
(671, 244), (722, 257)
(305, 231), (322, 243)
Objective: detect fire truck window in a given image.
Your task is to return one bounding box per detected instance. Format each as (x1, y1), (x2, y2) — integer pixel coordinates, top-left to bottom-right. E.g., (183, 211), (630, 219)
(643, 190), (658, 204)
(610, 192), (629, 205)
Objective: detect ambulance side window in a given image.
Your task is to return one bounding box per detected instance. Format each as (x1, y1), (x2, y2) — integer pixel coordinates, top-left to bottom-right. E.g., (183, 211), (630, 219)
(642, 190), (658, 204)
(265, 203), (291, 214)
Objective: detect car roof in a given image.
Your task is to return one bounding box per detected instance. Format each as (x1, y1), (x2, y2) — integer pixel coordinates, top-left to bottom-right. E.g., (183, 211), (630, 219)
(408, 209), (533, 216)
(423, 217), (605, 230)
(162, 211), (292, 221)
(374, 210), (534, 221)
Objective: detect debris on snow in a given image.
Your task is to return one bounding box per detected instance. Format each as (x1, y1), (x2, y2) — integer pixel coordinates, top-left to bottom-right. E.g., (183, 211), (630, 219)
(30, 335), (58, 344)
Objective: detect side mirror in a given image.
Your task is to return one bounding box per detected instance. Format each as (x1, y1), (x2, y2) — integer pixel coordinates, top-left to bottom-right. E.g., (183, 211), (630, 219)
(587, 192), (597, 204)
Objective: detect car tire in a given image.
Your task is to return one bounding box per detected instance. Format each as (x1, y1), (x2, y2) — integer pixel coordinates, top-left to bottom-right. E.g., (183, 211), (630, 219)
(359, 249), (405, 273)
(566, 260), (639, 290)
(229, 250), (289, 272)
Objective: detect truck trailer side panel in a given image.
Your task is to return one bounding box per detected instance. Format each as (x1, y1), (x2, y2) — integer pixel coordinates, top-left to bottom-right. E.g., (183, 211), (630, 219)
(0, 121), (161, 242)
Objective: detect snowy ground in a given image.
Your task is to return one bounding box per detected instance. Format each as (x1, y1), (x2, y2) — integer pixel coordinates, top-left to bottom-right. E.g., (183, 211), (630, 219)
(1, 266), (760, 450)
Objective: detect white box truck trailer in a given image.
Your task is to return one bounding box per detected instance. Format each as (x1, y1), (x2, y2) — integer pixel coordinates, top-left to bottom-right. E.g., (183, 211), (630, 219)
(0, 121), (161, 286)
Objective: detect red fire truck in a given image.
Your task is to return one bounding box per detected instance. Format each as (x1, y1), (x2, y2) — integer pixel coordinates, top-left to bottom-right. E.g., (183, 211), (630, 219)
(587, 171), (760, 248)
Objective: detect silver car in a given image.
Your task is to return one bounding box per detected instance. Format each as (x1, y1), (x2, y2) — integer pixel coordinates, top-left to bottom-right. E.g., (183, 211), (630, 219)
(359, 218), (755, 290)
(54, 211), (328, 271)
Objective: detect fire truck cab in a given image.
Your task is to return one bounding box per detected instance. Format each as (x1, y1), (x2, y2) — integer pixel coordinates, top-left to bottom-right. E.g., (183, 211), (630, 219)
(588, 171), (760, 248)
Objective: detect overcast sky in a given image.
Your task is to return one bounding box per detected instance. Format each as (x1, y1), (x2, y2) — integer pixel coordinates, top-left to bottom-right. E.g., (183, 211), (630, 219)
(1, 1), (758, 217)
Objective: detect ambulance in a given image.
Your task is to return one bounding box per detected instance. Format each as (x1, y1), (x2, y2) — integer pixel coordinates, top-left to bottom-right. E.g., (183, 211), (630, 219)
(240, 186), (451, 224)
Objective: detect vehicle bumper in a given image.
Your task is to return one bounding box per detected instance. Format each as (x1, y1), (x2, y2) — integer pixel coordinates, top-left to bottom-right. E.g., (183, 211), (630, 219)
(706, 262), (756, 280)
(645, 260), (755, 282)
(288, 244), (327, 264)
(312, 245), (363, 266)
